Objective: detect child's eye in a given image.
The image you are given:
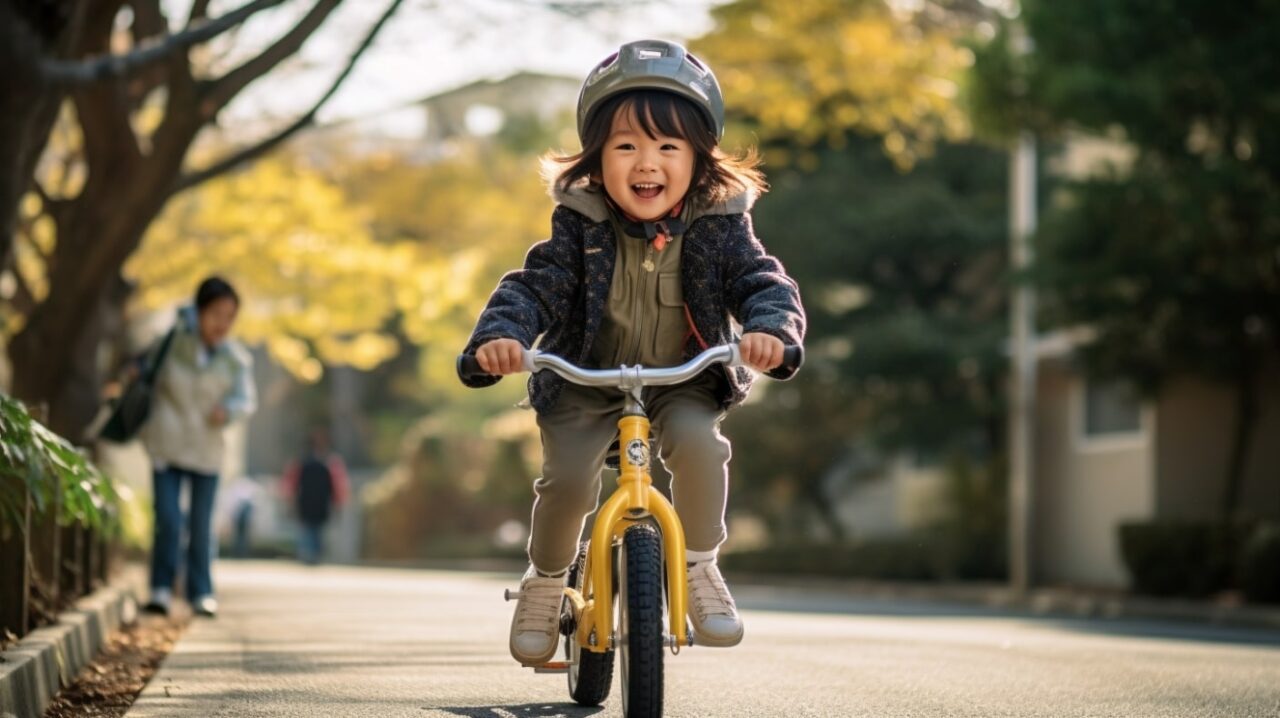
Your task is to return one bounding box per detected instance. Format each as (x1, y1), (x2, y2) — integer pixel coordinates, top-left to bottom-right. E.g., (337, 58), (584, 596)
(661, 143), (681, 151)
(614, 143), (636, 151)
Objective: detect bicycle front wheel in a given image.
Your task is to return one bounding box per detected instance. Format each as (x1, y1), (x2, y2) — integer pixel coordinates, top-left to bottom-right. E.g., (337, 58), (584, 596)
(619, 523), (664, 717)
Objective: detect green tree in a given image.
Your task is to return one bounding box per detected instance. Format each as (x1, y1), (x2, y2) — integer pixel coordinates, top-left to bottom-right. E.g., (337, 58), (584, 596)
(972, 0), (1280, 521)
(694, 0), (1008, 545)
(726, 138), (1008, 544)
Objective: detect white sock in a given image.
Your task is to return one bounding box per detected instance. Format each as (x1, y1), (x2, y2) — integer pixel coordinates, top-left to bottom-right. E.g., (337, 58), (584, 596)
(686, 548), (718, 565)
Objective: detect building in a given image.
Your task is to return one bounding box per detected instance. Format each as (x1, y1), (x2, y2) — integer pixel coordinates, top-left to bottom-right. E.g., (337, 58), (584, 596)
(1031, 332), (1280, 587)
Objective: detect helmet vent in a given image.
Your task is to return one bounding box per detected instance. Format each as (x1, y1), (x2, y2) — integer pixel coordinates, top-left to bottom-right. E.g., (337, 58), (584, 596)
(686, 53), (706, 71)
(637, 48), (663, 60)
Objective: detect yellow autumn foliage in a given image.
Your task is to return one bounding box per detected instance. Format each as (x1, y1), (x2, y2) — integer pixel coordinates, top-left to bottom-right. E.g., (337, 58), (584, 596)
(127, 144), (551, 396)
(127, 156), (412, 380)
(694, 0), (973, 169)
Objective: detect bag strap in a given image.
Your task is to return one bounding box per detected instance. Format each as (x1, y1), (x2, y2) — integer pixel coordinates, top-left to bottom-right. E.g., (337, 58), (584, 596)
(141, 322), (179, 385)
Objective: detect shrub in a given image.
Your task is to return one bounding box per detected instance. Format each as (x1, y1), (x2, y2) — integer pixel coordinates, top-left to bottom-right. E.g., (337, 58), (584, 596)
(721, 538), (939, 581)
(1118, 521), (1235, 597)
(1239, 523), (1280, 604)
(0, 393), (119, 534)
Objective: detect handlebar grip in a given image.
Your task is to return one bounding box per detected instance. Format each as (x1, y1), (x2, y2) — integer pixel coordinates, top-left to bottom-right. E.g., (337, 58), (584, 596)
(456, 354), (493, 383)
(781, 345), (804, 373)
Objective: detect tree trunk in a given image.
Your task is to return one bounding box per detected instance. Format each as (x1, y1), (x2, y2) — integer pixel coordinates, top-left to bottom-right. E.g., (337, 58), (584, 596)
(1221, 358), (1260, 523)
(9, 191), (172, 438)
(0, 2), (67, 268)
(10, 9), (200, 438)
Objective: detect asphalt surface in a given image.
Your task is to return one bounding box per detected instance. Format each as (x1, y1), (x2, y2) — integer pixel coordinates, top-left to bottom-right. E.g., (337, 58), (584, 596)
(126, 561), (1280, 717)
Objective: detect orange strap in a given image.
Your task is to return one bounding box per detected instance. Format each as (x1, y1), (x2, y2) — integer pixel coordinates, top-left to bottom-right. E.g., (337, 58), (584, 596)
(683, 303), (709, 351)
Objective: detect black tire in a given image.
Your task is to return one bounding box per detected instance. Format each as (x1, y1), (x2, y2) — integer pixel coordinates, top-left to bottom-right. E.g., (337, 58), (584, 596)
(620, 523), (664, 717)
(566, 542), (613, 706)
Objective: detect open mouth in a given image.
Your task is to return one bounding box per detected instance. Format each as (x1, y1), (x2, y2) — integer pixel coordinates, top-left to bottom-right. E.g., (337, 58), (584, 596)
(631, 183), (663, 199)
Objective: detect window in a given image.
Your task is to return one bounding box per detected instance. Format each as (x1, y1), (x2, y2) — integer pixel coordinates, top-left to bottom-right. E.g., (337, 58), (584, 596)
(1083, 378), (1142, 437)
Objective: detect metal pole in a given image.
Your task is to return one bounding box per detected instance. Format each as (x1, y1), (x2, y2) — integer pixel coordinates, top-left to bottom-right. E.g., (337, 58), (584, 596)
(1008, 129), (1037, 594)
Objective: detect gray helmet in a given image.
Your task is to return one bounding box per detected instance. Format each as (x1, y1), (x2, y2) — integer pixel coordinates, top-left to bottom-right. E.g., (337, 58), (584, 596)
(577, 39), (725, 142)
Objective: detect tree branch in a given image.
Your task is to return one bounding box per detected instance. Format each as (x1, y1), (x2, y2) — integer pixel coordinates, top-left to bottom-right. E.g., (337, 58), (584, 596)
(189, 0), (214, 26)
(174, 0), (406, 194)
(200, 0), (343, 114)
(40, 0), (288, 86)
(124, 0), (172, 107)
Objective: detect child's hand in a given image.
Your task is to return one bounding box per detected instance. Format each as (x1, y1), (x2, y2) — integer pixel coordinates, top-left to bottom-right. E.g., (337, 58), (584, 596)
(476, 338), (525, 375)
(739, 332), (784, 372)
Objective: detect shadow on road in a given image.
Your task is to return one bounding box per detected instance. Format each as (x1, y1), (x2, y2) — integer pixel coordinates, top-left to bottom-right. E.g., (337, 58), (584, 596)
(437, 703), (605, 717)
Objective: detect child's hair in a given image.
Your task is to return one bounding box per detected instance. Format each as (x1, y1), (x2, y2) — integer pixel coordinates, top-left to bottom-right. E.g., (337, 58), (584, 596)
(195, 275), (239, 311)
(544, 90), (767, 207)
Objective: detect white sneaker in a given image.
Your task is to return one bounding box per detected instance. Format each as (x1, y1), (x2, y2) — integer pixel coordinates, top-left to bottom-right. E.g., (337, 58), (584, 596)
(193, 595), (218, 617)
(687, 560), (743, 647)
(143, 588), (172, 616)
(509, 566), (565, 665)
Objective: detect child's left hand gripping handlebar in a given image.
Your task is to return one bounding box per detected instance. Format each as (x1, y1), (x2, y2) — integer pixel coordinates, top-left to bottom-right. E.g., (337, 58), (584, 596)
(456, 343), (804, 384)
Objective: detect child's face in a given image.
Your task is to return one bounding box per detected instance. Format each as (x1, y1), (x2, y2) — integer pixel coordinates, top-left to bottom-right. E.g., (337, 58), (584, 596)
(600, 105), (694, 221)
(197, 296), (238, 347)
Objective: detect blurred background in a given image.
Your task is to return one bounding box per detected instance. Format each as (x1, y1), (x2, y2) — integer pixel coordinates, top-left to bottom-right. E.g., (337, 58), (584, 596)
(2, 0), (1278, 609)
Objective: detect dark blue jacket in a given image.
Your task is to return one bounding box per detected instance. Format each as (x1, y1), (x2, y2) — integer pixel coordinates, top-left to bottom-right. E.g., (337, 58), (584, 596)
(462, 181), (806, 414)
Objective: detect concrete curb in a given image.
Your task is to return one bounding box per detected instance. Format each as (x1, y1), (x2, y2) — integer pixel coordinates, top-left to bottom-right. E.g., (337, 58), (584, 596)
(0, 571), (143, 718)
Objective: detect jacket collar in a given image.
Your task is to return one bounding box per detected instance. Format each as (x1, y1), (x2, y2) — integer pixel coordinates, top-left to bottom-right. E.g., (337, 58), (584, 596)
(549, 175), (756, 225)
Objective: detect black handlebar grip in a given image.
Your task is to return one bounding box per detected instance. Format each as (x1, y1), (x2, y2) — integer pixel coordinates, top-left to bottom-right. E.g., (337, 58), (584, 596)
(781, 345), (804, 373)
(456, 354), (491, 383)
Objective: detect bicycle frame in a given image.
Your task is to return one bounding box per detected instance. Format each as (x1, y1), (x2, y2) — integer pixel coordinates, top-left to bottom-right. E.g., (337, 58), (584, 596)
(570, 406), (690, 653)
(459, 343), (802, 662)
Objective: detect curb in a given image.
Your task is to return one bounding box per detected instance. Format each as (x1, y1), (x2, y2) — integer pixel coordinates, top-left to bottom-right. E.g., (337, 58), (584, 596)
(0, 572), (143, 718)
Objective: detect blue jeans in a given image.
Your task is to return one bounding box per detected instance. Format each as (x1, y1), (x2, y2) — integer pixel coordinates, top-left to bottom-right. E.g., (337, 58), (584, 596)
(150, 466), (219, 599)
(297, 521), (326, 565)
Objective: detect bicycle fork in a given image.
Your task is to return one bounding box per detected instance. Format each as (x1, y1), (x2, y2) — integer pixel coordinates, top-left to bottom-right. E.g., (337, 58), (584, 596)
(570, 407), (692, 653)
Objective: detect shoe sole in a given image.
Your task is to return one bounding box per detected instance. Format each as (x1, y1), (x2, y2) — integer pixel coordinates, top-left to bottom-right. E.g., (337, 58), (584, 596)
(689, 624), (743, 647)
(510, 635), (559, 666)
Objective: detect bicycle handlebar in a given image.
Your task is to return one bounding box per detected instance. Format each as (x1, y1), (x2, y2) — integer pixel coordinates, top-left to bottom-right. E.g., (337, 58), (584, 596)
(457, 343), (803, 389)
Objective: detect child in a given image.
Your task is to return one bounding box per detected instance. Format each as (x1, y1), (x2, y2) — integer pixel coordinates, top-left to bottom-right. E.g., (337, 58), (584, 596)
(460, 39), (805, 665)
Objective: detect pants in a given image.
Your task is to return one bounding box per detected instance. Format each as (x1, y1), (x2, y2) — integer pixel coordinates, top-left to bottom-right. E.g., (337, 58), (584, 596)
(529, 372), (732, 574)
(297, 520), (327, 565)
(150, 466), (219, 599)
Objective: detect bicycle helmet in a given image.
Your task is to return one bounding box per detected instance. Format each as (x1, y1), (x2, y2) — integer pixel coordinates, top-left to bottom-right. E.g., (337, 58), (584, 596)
(577, 39), (725, 142)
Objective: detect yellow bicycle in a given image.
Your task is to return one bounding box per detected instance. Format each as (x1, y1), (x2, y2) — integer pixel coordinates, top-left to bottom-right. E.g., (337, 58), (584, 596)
(459, 343), (802, 717)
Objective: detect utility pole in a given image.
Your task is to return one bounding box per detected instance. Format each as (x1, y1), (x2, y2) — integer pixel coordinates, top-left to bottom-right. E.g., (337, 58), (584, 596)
(1008, 120), (1038, 594)
(1007, 21), (1038, 596)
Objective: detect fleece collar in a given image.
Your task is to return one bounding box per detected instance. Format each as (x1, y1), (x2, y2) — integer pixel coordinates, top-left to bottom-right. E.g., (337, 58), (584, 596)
(549, 175), (757, 225)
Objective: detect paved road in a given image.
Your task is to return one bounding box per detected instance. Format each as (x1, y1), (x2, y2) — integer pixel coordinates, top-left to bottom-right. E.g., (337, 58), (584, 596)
(126, 561), (1280, 717)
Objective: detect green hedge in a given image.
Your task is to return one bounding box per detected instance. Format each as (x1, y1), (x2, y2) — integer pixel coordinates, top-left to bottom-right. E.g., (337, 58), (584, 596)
(721, 538), (942, 581)
(1240, 523), (1280, 604)
(1119, 520), (1280, 604)
(0, 393), (119, 535)
(1118, 520), (1245, 598)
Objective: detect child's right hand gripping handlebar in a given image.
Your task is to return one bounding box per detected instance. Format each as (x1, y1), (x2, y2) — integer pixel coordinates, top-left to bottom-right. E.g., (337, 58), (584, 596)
(456, 343), (803, 386)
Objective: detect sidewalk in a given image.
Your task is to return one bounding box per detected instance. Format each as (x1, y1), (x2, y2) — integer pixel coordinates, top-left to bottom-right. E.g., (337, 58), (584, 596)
(123, 561), (1280, 718)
